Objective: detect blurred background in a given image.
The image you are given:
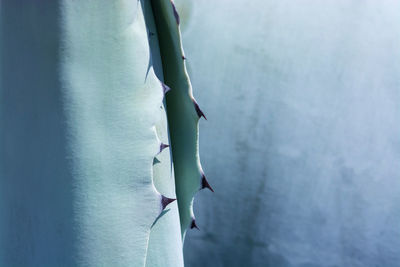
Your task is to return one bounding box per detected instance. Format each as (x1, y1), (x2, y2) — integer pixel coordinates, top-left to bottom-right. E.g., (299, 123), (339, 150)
(177, 1), (400, 266)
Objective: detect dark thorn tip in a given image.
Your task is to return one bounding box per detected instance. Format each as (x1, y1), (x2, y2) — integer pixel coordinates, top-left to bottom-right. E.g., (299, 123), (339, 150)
(153, 157), (161, 165)
(149, 31), (155, 37)
(193, 99), (207, 120)
(171, 0), (180, 25)
(182, 55), (186, 60)
(190, 219), (199, 230)
(201, 174), (214, 192)
(159, 143), (170, 153)
(161, 83), (171, 94)
(161, 195), (176, 210)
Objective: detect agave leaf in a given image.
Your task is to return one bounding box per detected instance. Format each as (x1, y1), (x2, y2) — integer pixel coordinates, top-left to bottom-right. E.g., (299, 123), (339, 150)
(149, 0), (212, 239)
(142, 2), (184, 265)
(0, 1), (175, 265)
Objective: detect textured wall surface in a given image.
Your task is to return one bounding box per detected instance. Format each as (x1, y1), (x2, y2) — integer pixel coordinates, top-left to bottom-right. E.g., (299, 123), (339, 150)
(180, 1), (400, 266)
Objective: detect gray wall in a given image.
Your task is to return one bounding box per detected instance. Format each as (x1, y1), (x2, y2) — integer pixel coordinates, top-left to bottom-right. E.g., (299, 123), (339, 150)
(181, 1), (400, 266)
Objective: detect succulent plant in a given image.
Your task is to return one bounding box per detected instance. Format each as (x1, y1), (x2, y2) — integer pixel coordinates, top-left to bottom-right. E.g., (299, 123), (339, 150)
(148, 0), (213, 238)
(0, 0), (210, 266)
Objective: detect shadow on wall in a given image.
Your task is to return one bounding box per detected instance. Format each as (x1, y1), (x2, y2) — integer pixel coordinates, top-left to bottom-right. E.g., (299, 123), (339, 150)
(181, 0), (400, 266)
(0, 1), (76, 265)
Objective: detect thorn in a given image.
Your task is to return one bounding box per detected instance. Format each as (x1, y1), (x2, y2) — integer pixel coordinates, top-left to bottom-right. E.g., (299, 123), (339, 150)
(182, 55), (186, 60)
(201, 173), (214, 192)
(193, 99), (207, 120)
(159, 143), (169, 153)
(149, 31), (155, 37)
(161, 195), (176, 210)
(153, 157), (161, 165)
(161, 83), (171, 94)
(171, 0), (180, 25)
(190, 219), (200, 230)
